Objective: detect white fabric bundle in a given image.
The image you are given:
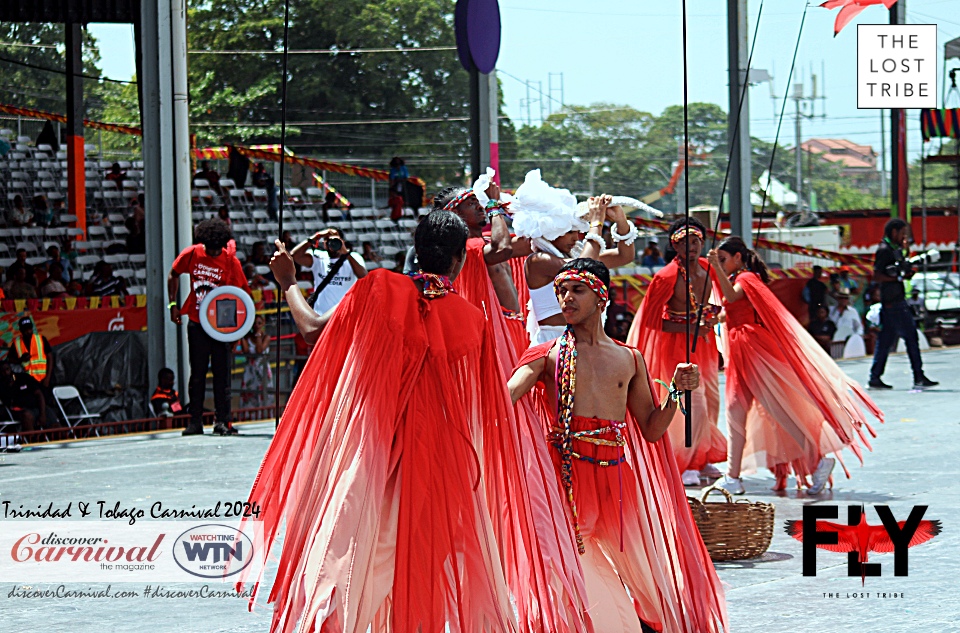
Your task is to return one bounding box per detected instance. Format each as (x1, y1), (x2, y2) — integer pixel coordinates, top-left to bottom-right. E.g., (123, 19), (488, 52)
(511, 170), (587, 240)
(472, 167), (497, 206)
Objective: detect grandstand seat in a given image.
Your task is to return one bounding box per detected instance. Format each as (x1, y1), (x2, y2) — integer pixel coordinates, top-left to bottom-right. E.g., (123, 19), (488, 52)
(374, 219), (394, 230)
(128, 254), (146, 265)
(228, 211), (245, 221)
(126, 285), (145, 295)
(87, 226), (108, 240)
(218, 177), (236, 190)
(194, 178), (210, 188)
(111, 225), (130, 238)
(101, 180), (118, 190)
(254, 265), (270, 276)
(252, 188), (268, 206)
(98, 161), (112, 169)
(228, 189), (248, 207)
(53, 385), (101, 436)
(379, 260), (397, 271)
(398, 219), (417, 230)
(44, 227), (67, 239)
(26, 256), (46, 267)
(381, 245), (402, 258)
(75, 254), (100, 268)
(107, 213), (125, 225)
(304, 220), (323, 231)
(252, 210), (269, 222)
(104, 254), (127, 265)
(61, 216), (80, 227)
(352, 220), (375, 231)
(15, 242), (38, 256)
(115, 266), (134, 280)
(117, 161), (132, 169)
(343, 232), (358, 243)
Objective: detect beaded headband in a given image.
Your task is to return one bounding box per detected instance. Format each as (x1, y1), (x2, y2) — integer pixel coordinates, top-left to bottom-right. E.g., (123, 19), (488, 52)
(442, 189), (477, 211)
(670, 225), (704, 245)
(553, 269), (609, 306)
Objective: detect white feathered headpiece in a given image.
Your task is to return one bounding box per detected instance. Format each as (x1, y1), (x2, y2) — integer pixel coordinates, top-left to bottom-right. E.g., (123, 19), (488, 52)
(510, 170), (588, 241)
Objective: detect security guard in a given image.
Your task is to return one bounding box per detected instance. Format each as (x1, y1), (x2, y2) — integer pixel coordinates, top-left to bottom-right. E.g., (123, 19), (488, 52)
(7, 316), (53, 388)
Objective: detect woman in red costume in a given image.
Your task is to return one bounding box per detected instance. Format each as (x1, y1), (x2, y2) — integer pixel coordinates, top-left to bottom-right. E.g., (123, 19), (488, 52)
(708, 236), (883, 496)
(438, 180), (600, 633)
(626, 217), (726, 487)
(509, 258), (728, 633)
(236, 212), (590, 633)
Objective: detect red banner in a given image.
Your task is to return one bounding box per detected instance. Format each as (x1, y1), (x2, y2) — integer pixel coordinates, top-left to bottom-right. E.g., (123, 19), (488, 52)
(1, 305), (147, 347)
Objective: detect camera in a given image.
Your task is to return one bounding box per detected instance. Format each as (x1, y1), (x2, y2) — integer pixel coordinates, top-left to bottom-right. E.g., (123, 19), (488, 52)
(325, 237), (344, 254)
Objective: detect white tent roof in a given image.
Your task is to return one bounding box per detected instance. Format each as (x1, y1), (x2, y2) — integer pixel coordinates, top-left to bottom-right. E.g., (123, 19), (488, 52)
(946, 36), (960, 60)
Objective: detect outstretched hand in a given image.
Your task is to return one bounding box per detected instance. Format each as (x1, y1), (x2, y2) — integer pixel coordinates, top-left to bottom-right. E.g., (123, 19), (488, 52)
(706, 249), (722, 272)
(270, 239), (298, 287)
(673, 363), (700, 392)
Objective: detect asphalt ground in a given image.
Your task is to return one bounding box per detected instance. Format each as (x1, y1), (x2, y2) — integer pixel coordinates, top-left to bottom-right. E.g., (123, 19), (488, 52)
(0, 347), (957, 632)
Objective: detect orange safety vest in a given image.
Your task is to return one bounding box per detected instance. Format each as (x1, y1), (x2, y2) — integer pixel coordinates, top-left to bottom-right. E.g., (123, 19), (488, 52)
(13, 333), (47, 381)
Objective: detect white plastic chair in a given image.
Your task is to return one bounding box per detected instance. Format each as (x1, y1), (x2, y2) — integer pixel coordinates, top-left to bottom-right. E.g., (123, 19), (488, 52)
(52, 385), (102, 437)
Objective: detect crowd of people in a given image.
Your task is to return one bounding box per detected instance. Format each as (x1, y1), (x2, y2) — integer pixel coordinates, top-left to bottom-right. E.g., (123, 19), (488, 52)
(230, 168), (946, 633)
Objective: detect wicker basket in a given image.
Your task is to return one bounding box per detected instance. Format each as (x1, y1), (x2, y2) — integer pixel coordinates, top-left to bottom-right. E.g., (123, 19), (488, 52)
(687, 484), (775, 562)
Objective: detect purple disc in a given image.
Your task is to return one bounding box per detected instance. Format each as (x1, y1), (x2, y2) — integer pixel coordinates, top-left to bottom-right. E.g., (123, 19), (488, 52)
(454, 0), (475, 73)
(466, 0), (500, 74)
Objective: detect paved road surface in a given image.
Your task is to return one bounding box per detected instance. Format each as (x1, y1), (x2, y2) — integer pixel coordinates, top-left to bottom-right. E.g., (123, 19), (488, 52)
(0, 348), (956, 632)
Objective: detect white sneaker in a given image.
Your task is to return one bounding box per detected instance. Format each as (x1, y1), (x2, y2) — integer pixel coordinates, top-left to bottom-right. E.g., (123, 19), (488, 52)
(719, 475), (745, 495)
(699, 464), (723, 479)
(807, 457), (836, 495)
(681, 470), (701, 486)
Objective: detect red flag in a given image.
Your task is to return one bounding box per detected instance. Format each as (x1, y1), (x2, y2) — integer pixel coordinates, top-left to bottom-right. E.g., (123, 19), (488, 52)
(819, 0), (898, 36)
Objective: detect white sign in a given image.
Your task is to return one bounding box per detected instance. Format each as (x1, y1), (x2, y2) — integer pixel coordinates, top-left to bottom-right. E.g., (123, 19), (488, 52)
(857, 24), (936, 109)
(0, 520), (265, 582)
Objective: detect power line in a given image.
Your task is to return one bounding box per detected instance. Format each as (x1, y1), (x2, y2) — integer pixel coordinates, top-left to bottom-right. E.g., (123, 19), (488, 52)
(193, 116), (470, 127)
(0, 55), (136, 85)
(188, 46), (456, 55)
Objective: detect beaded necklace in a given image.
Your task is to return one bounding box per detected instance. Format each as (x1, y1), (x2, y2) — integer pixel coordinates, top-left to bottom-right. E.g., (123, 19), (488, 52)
(555, 326), (585, 554)
(408, 271), (456, 299)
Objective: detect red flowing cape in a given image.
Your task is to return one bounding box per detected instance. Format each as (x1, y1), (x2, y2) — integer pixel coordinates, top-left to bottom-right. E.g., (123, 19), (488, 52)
(237, 270), (529, 633)
(725, 272), (882, 478)
(515, 341), (729, 633)
(455, 239), (592, 633)
(626, 259), (725, 471)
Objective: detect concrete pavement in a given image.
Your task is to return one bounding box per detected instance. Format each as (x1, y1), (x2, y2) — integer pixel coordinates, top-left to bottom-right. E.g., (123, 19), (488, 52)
(0, 347), (957, 632)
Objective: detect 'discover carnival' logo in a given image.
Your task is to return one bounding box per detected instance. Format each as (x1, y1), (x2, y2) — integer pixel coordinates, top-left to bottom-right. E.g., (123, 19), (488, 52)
(784, 505), (941, 585)
(172, 524), (254, 579)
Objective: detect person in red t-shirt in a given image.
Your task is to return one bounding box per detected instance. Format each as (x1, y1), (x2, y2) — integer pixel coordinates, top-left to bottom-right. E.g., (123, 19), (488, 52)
(168, 218), (250, 436)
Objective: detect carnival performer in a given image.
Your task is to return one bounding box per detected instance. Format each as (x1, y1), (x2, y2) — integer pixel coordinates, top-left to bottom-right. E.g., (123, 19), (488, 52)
(708, 236), (883, 496)
(436, 168), (532, 355)
(509, 258), (728, 633)
(236, 212), (590, 633)
(626, 217), (725, 487)
(439, 172), (603, 633)
(513, 170), (637, 344)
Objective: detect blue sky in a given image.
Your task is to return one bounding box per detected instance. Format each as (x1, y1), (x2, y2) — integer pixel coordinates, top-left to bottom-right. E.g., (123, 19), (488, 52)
(88, 0), (960, 163)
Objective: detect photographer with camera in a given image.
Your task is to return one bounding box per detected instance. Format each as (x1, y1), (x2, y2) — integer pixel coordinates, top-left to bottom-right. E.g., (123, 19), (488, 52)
(868, 218), (938, 390)
(291, 228), (367, 317)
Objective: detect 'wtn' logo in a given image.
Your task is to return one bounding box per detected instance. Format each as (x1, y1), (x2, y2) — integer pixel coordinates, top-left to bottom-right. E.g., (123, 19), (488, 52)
(173, 524), (255, 579)
(181, 540), (243, 564)
(784, 505), (941, 585)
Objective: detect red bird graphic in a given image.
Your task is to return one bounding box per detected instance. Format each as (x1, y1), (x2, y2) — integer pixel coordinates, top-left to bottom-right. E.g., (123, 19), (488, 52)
(785, 511), (941, 585)
(819, 0), (899, 37)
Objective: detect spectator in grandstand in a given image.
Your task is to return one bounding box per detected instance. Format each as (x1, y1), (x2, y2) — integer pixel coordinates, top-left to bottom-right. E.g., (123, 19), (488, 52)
(49, 198), (65, 226)
(239, 314), (272, 407)
(3, 267), (38, 300)
(290, 228), (366, 316)
(641, 241), (666, 267)
(393, 249), (406, 272)
(150, 367), (182, 417)
(7, 316), (53, 388)
(217, 205), (231, 225)
(361, 242), (382, 266)
(39, 263), (68, 298)
(126, 215), (146, 255)
(321, 191), (342, 223)
(86, 261), (128, 297)
(194, 160), (221, 195)
(243, 262), (270, 291)
(129, 194), (145, 224)
(168, 218), (249, 436)
(32, 194), (53, 227)
(105, 162), (126, 184)
(604, 285), (632, 342)
(44, 245), (72, 283)
(388, 156), (409, 221)
(250, 241), (270, 267)
(0, 362), (46, 435)
(281, 230), (296, 252)
(7, 194), (32, 227)
(7, 248), (36, 283)
(36, 121), (59, 153)
(807, 304), (837, 353)
(802, 265), (828, 321)
(251, 163), (278, 219)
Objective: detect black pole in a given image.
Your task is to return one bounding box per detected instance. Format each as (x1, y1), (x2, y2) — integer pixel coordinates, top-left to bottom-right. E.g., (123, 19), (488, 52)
(681, 0), (692, 447)
(275, 0), (291, 427)
(469, 67), (482, 182)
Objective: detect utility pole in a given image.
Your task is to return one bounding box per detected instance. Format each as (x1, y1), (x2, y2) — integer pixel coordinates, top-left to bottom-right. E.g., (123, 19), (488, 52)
(727, 0), (753, 243)
(879, 108), (886, 198)
(794, 82), (803, 212)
